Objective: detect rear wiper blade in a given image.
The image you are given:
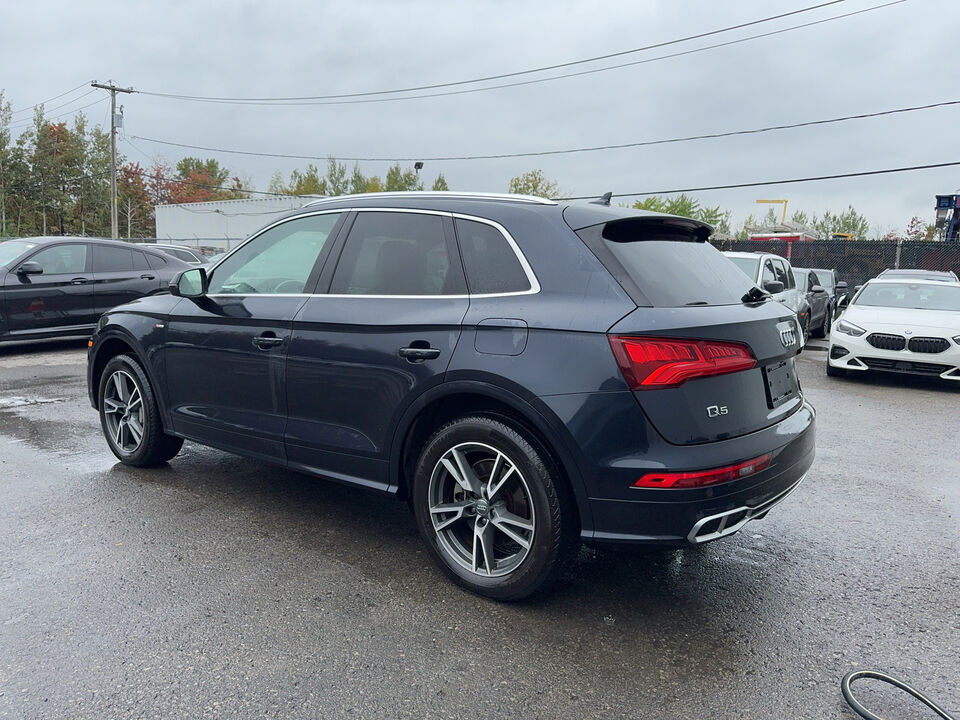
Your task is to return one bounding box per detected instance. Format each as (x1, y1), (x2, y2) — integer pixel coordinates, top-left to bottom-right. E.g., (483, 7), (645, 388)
(741, 286), (770, 304)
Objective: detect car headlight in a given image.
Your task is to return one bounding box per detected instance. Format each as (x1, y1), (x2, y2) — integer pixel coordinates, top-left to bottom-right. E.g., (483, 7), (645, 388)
(835, 320), (866, 337)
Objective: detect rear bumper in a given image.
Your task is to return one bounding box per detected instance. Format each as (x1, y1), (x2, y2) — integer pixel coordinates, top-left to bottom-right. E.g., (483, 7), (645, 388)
(540, 391), (816, 546)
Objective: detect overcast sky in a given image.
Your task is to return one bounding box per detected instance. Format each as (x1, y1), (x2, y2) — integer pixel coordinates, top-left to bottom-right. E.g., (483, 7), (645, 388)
(3, 0), (957, 234)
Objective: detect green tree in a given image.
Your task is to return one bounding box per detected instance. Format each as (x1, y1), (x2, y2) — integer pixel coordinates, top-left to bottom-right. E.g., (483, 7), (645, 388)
(0, 91), (11, 235)
(810, 206), (870, 241)
(632, 193), (730, 233)
(431, 173), (449, 191)
(349, 163), (368, 194)
(325, 157), (348, 196)
(508, 169), (558, 198)
(385, 163), (423, 192)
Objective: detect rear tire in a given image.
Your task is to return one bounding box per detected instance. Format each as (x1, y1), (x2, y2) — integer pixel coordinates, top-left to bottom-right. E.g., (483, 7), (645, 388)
(98, 354), (183, 466)
(826, 362), (846, 378)
(412, 415), (578, 601)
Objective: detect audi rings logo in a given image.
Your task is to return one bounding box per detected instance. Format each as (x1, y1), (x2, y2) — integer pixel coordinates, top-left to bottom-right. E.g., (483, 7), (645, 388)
(777, 320), (798, 348)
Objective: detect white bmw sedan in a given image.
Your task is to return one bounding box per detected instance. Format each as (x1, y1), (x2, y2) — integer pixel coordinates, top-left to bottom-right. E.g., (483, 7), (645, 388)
(828, 278), (960, 381)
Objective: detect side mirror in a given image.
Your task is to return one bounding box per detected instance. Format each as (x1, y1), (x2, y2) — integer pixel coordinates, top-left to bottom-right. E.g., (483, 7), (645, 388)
(762, 280), (784, 294)
(853, 284), (862, 293)
(169, 267), (207, 298)
(811, 285), (826, 293)
(16, 261), (43, 276)
(835, 281), (848, 291)
(837, 295), (850, 309)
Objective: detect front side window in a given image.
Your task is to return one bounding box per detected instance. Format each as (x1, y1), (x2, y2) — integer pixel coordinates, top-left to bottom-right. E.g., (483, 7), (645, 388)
(455, 218), (531, 294)
(772, 259), (791, 288)
(761, 261), (776, 286)
(29, 244), (88, 274)
(330, 212), (458, 296)
(208, 213), (341, 295)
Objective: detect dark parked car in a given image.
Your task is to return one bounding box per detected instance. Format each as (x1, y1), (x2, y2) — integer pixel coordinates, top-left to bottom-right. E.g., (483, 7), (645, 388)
(808, 267), (848, 320)
(149, 244), (205, 265)
(792, 267), (831, 338)
(1, 236), (191, 343)
(87, 192), (816, 600)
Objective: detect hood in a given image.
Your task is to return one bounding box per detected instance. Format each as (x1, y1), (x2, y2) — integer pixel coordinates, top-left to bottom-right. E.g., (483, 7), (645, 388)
(844, 305), (960, 334)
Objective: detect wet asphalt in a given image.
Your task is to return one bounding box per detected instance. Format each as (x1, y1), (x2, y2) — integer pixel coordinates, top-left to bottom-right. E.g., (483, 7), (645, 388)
(0, 338), (957, 719)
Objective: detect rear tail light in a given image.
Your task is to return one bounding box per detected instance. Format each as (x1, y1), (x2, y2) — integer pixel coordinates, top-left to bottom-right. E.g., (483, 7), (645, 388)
(633, 454), (771, 489)
(608, 335), (756, 390)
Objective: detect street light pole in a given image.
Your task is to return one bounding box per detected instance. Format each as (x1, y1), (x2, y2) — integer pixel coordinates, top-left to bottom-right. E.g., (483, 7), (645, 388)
(91, 82), (133, 240)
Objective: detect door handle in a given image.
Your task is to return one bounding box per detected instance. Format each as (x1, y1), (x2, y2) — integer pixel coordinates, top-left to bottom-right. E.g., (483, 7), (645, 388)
(398, 346), (441, 363)
(140, 274), (156, 280)
(70, 277), (89, 285)
(252, 333), (284, 350)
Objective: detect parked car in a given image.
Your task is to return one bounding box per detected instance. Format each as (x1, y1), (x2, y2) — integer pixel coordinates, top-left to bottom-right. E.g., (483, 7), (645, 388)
(808, 267), (848, 319)
(827, 278), (960, 381)
(0, 236), (191, 343)
(792, 267), (832, 338)
(87, 192), (815, 600)
(877, 268), (959, 283)
(724, 251), (807, 341)
(148, 244), (205, 265)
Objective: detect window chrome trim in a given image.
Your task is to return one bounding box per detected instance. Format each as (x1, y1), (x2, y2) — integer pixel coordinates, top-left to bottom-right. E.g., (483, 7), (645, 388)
(205, 207), (541, 300)
(304, 191), (556, 207)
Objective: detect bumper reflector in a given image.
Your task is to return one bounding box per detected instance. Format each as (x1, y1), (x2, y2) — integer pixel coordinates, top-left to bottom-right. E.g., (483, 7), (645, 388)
(633, 454), (772, 489)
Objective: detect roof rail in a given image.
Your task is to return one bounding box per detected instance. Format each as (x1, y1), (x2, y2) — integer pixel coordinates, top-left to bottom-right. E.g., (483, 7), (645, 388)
(303, 191), (557, 207)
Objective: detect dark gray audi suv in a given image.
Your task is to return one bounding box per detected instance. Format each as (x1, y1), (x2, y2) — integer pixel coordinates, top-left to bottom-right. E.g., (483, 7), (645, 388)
(87, 191), (815, 600)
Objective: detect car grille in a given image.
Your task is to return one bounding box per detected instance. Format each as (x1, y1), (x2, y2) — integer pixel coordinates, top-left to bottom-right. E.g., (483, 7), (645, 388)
(907, 336), (950, 354)
(860, 357), (950, 376)
(866, 333), (906, 351)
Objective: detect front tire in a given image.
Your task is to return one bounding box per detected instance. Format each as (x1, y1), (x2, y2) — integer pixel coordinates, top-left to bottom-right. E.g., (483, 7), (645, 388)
(98, 354), (183, 466)
(412, 415), (577, 601)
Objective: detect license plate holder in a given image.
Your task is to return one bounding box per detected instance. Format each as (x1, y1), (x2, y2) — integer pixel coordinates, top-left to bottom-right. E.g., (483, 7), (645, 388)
(764, 360), (798, 408)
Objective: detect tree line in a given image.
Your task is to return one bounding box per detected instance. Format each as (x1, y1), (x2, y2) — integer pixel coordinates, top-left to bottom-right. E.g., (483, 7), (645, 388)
(0, 92), (933, 241)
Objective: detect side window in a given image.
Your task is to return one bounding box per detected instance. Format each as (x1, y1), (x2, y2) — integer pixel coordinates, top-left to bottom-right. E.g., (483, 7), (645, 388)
(455, 218), (531, 294)
(29, 244), (88, 274)
(132, 250), (150, 271)
(208, 213), (340, 294)
(145, 252), (168, 269)
(92, 245), (134, 272)
(330, 212), (459, 296)
(761, 260), (776, 286)
(169, 249), (196, 262)
(772, 260), (791, 288)
(809, 272), (819, 290)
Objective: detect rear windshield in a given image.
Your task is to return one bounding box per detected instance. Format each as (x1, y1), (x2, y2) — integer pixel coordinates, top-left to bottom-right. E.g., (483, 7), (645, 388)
(577, 221), (756, 306)
(854, 282), (960, 311)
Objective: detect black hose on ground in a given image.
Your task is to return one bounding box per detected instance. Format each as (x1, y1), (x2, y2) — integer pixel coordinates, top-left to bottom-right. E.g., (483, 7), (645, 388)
(841, 670), (955, 720)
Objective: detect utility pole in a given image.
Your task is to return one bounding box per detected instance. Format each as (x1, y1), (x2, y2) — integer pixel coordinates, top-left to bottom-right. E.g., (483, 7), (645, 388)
(91, 82), (133, 240)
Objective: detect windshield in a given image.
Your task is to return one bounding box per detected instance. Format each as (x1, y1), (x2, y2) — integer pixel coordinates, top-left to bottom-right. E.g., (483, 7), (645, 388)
(0, 240), (38, 267)
(727, 256), (760, 281)
(854, 282), (960, 311)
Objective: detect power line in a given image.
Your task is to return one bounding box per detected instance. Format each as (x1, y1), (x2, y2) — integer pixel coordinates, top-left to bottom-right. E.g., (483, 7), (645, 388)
(9, 81), (94, 116)
(8, 97), (109, 131)
(132, 1), (902, 108)
(130, 98), (959, 164)
(136, 0), (856, 104)
(561, 161), (960, 200)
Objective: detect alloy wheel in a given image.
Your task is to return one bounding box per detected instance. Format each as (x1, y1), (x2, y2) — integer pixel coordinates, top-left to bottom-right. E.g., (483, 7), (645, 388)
(428, 442), (536, 578)
(102, 370), (145, 454)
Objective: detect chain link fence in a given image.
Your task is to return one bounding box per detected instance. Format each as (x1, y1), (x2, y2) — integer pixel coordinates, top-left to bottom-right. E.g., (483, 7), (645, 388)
(711, 238), (960, 285)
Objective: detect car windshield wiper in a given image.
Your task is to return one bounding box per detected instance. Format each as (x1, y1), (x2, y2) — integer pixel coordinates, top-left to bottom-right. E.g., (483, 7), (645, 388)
(741, 286), (770, 304)
(685, 300), (709, 306)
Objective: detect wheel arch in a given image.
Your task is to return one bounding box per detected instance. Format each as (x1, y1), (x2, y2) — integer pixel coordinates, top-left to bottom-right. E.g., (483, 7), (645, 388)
(390, 380), (594, 534)
(89, 326), (169, 426)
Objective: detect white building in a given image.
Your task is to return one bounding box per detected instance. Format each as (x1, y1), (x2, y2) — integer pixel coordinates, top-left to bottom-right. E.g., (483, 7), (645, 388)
(154, 196), (319, 251)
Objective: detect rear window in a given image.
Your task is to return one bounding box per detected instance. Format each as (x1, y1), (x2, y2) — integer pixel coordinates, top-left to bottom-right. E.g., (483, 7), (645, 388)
(577, 221), (756, 306)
